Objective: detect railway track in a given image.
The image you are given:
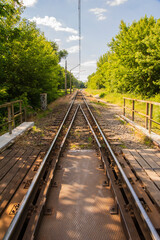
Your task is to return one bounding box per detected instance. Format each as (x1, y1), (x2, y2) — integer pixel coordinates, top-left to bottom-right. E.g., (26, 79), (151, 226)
(2, 91), (160, 240)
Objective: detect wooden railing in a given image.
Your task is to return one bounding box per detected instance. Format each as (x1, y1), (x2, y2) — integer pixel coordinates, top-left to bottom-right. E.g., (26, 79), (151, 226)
(0, 100), (26, 134)
(123, 97), (160, 134)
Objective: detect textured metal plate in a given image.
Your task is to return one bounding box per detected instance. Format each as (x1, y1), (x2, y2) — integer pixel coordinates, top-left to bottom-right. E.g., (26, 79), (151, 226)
(37, 150), (126, 240)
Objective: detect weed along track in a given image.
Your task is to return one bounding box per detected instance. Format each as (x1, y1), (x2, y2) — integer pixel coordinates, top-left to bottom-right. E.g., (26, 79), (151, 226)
(1, 91), (160, 240)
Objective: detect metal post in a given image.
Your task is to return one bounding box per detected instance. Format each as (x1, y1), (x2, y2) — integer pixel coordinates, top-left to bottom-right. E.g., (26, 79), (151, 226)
(11, 104), (15, 128)
(70, 71), (72, 94)
(65, 59), (67, 95)
(20, 101), (22, 123)
(145, 102), (149, 129)
(149, 104), (153, 134)
(8, 105), (12, 134)
(69, 64), (80, 93)
(132, 100), (135, 121)
(123, 98), (125, 116)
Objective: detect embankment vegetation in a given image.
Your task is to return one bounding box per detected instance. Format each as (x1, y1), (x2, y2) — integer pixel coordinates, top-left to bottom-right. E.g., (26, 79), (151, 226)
(86, 16), (160, 133)
(87, 16), (160, 99)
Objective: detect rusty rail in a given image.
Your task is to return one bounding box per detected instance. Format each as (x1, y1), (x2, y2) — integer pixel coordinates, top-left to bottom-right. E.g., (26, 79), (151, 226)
(123, 97), (160, 134)
(0, 100), (26, 134)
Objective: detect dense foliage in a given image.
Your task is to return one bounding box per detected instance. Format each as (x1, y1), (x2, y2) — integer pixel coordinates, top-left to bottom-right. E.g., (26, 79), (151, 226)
(0, 0), (82, 107)
(87, 16), (160, 97)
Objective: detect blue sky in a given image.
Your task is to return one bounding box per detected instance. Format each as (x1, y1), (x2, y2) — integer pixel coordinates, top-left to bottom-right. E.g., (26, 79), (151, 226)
(21, 0), (160, 82)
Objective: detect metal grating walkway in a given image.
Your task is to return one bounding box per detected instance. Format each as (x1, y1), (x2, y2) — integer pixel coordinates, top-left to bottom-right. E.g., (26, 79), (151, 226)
(37, 150), (126, 240)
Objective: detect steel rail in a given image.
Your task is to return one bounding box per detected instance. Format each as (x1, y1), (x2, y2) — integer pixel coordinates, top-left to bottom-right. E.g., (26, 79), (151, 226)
(60, 104), (80, 149)
(3, 92), (78, 240)
(82, 95), (160, 240)
(80, 105), (101, 149)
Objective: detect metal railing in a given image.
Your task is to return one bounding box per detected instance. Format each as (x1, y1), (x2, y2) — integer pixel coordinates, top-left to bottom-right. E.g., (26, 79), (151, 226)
(123, 97), (160, 133)
(0, 100), (26, 134)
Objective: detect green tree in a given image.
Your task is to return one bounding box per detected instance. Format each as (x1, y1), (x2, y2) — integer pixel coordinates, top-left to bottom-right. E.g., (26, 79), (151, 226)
(6, 20), (60, 105)
(0, 1), (71, 107)
(0, 0), (23, 102)
(87, 16), (160, 96)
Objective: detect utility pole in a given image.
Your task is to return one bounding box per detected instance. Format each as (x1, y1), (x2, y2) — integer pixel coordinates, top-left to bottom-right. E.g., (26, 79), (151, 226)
(78, 0), (81, 80)
(65, 58), (67, 95)
(70, 71), (72, 94)
(69, 64), (80, 94)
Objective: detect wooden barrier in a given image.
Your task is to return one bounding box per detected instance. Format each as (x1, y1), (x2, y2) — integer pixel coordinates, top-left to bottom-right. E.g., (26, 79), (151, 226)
(123, 98), (160, 134)
(0, 100), (26, 134)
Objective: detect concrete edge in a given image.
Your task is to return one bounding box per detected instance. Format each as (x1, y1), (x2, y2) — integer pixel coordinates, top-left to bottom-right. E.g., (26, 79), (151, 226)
(117, 115), (160, 147)
(0, 122), (34, 152)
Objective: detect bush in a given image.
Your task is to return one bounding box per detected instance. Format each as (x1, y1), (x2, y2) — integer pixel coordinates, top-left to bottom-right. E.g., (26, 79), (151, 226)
(99, 92), (106, 98)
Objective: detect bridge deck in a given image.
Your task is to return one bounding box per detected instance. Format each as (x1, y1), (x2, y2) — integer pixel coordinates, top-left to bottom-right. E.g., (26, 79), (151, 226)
(123, 148), (160, 208)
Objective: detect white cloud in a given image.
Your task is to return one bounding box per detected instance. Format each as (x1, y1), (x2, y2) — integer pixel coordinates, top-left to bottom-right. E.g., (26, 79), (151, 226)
(89, 8), (107, 15)
(82, 60), (97, 67)
(54, 39), (61, 46)
(89, 8), (107, 21)
(97, 15), (106, 21)
(77, 60), (97, 81)
(67, 45), (79, 54)
(29, 16), (78, 34)
(22, 0), (38, 7)
(79, 74), (88, 81)
(66, 35), (83, 42)
(107, 0), (128, 6)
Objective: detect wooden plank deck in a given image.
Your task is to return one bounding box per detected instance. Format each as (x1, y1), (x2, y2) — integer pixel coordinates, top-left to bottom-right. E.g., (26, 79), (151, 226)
(0, 149), (12, 162)
(0, 147), (41, 216)
(129, 149), (151, 169)
(0, 149), (19, 169)
(137, 149), (160, 170)
(118, 155), (160, 229)
(0, 149), (26, 183)
(123, 148), (160, 208)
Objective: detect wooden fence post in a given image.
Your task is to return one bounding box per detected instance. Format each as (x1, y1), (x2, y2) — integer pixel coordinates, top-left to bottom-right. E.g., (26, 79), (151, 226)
(145, 102), (149, 129)
(123, 98), (125, 116)
(11, 103), (15, 128)
(149, 104), (153, 134)
(8, 105), (12, 134)
(132, 100), (135, 121)
(24, 107), (27, 121)
(20, 101), (22, 123)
